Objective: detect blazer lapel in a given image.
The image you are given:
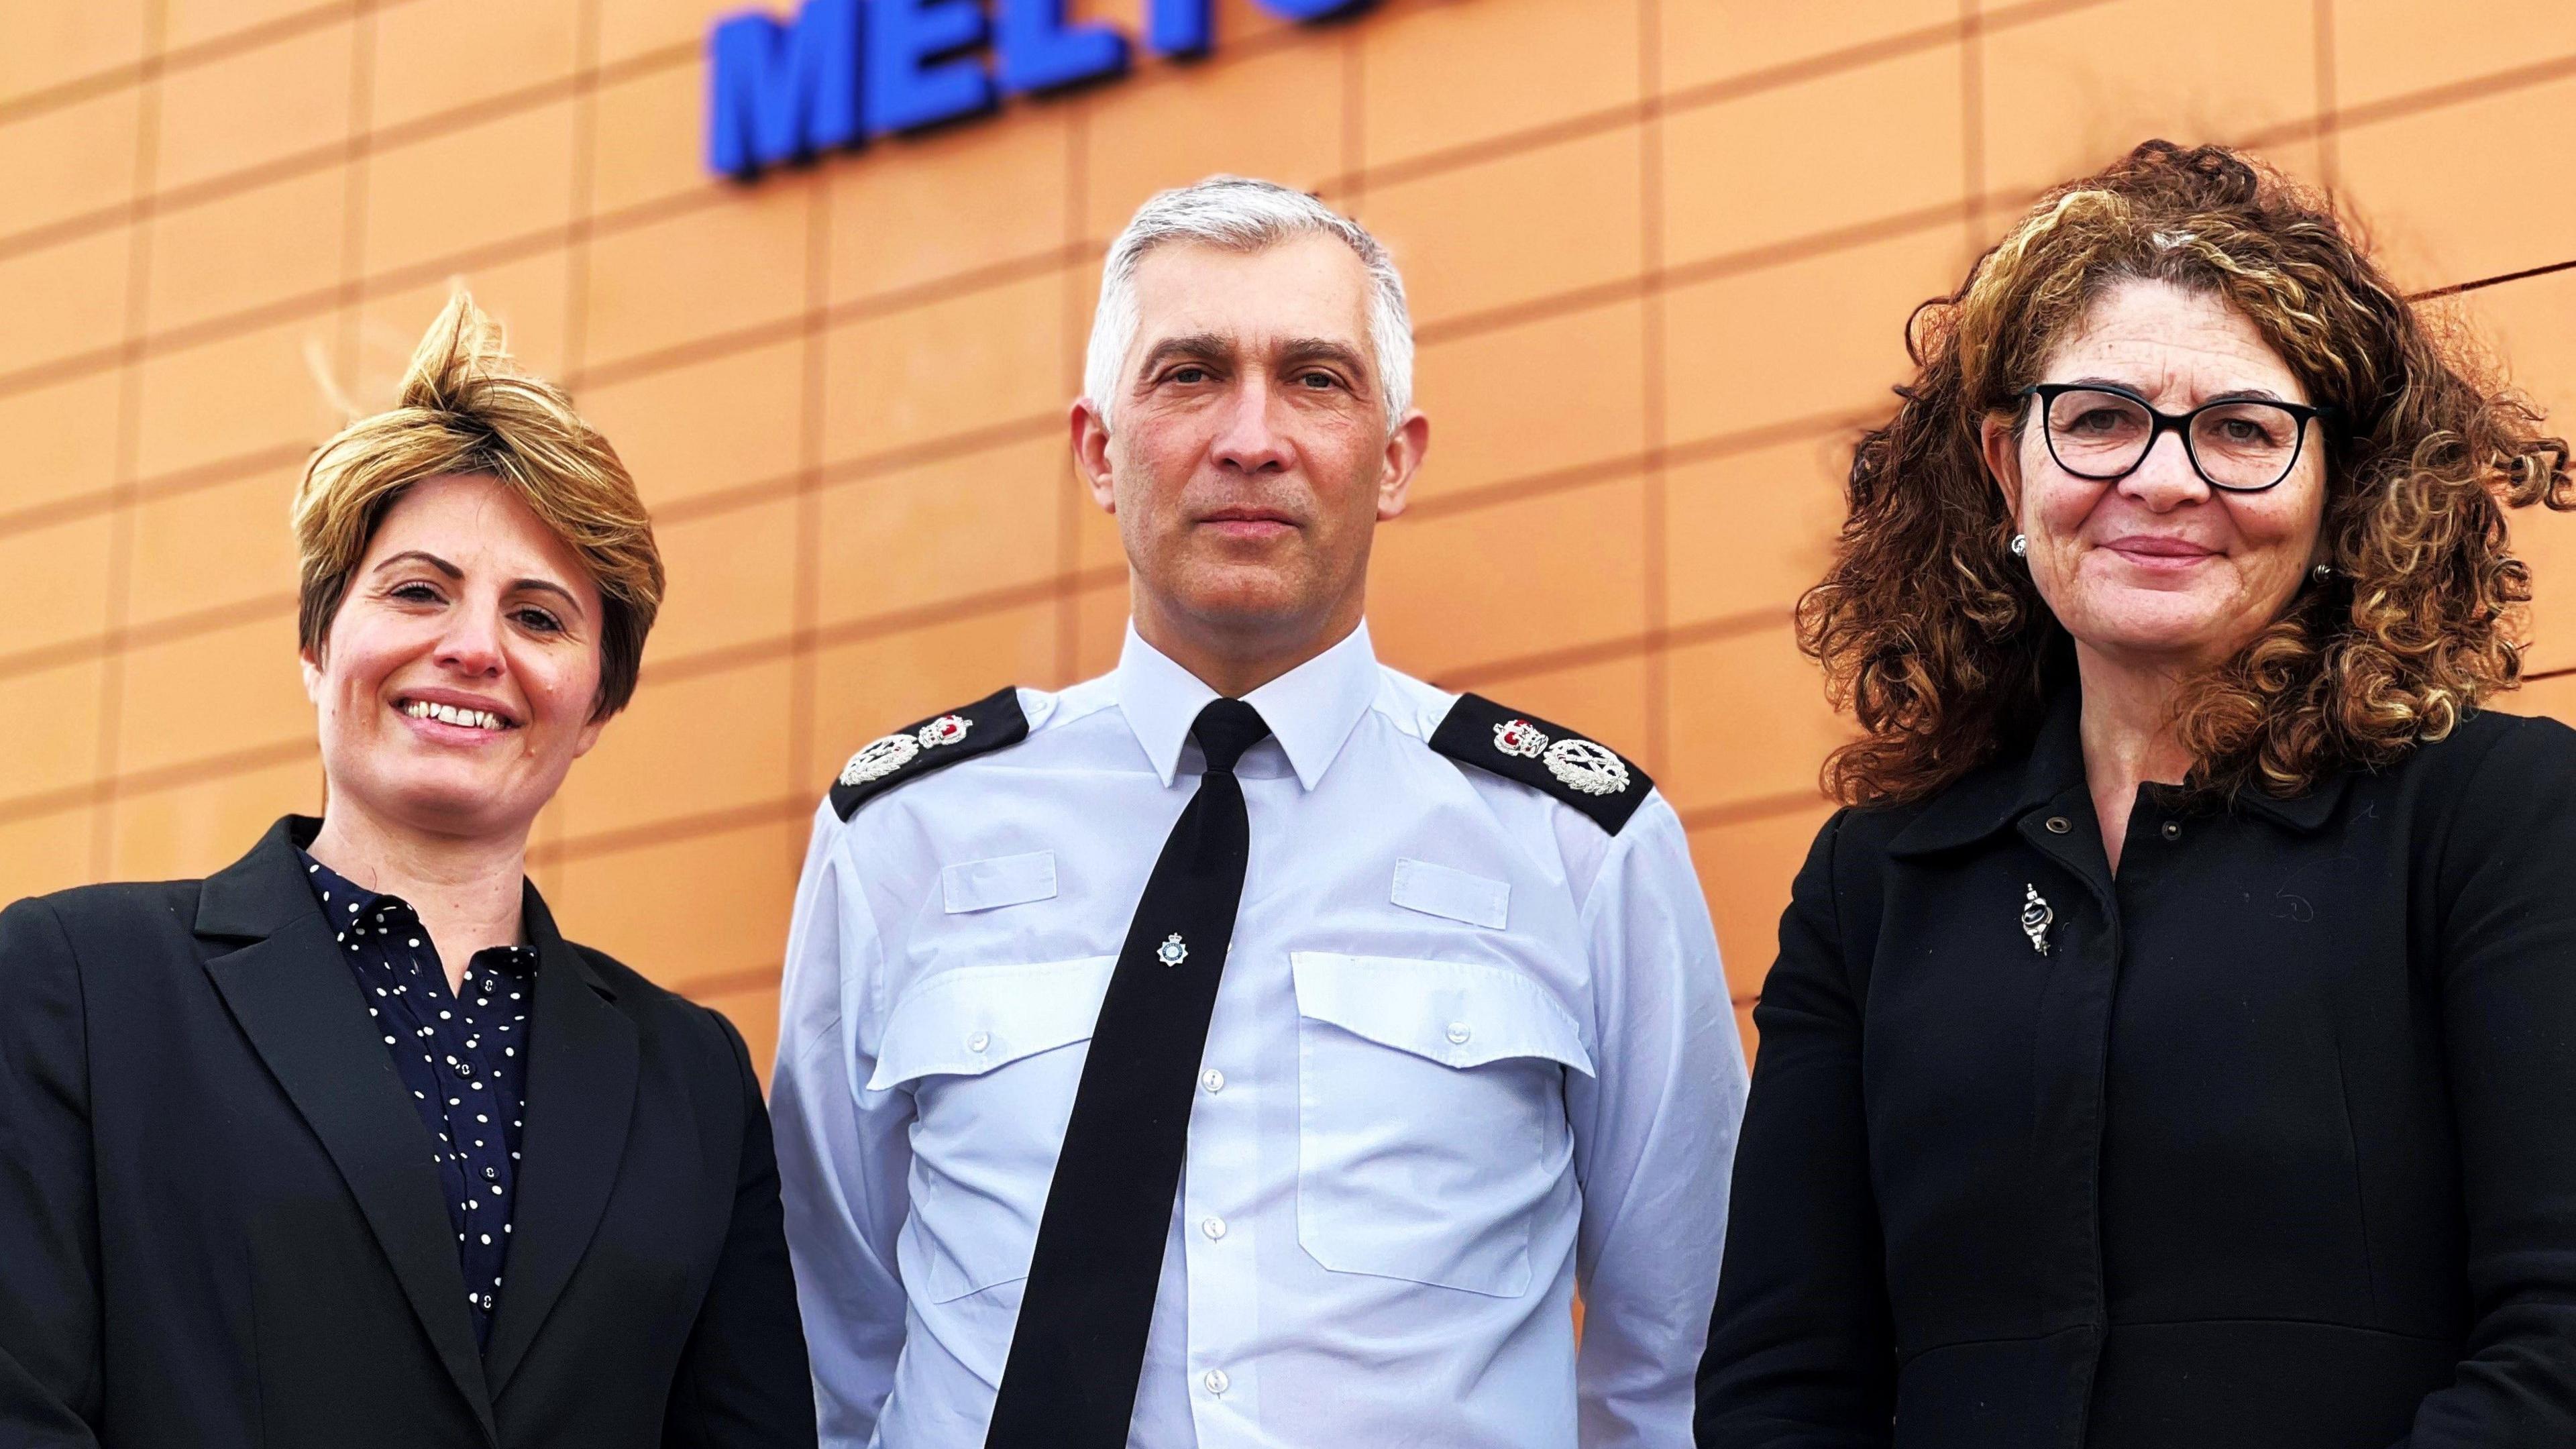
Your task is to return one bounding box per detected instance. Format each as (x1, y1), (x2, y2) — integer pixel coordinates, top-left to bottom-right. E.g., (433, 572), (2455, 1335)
(482, 886), (639, 1397)
(197, 820), (500, 1445)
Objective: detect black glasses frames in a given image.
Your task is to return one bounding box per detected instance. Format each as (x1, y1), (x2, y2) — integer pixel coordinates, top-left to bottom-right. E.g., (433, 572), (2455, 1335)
(2017, 382), (2334, 493)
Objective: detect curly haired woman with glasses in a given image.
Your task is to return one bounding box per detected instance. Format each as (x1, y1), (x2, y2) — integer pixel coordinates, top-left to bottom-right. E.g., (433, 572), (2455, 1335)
(1696, 141), (2576, 1448)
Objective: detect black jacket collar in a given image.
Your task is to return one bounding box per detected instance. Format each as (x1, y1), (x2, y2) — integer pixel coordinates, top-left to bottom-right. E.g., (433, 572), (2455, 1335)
(1887, 687), (2351, 859)
(193, 816), (639, 1432)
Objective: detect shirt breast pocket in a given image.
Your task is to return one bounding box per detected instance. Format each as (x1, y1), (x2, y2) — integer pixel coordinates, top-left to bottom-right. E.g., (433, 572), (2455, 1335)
(868, 955), (1115, 1303)
(1290, 951), (1595, 1298)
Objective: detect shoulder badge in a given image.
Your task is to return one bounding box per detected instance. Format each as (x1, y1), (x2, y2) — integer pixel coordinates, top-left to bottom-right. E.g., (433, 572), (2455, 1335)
(1429, 692), (1654, 835)
(829, 686), (1030, 820)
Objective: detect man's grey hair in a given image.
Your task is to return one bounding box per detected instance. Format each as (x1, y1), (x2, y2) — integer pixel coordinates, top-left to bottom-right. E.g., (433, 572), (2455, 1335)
(1083, 175), (1415, 431)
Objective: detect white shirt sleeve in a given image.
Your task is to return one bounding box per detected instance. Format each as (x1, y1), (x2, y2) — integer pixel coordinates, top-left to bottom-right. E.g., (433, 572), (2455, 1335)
(771, 802), (916, 1444)
(1564, 794), (1750, 1446)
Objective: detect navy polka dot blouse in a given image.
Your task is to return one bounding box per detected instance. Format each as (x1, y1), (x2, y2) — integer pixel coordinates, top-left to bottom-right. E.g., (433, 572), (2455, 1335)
(301, 851), (535, 1350)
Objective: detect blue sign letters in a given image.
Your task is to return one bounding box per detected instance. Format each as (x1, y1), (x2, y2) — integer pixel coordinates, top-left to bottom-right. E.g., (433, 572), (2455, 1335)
(708, 0), (862, 176)
(710, 0), (1386, 179)
(994, 0), (1129, 95)
(865, 0), (995, 136)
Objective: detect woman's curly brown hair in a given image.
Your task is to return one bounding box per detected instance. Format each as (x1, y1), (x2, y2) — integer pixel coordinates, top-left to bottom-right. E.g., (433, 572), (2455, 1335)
(1801, 139), (2573, 806)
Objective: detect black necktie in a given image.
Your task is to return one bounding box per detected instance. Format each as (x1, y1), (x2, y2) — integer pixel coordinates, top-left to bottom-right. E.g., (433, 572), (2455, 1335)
(985, 698), (1272, 1449)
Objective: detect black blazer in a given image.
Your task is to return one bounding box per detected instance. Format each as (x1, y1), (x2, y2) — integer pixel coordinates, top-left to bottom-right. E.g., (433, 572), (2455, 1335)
(0, 817), (817, 1448)
(1697, 695), (2576, 1448)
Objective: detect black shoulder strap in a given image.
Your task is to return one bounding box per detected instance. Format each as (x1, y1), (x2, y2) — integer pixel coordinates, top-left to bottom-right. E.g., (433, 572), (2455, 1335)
(1428, 692), (1655, 835)
(829, 686), (1031, 820)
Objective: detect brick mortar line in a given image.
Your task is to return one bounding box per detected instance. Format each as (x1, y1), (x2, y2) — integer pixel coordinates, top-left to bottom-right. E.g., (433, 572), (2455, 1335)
(0, 570), (1132, 818)
(1310, 0), (2122, 199)
(0, 186), (1963, 445)
(669, 965), (790, 1002)
(1674, 789), (1837, 834)
(0, 586), (1798, 828)
(13, 170), (2540, 549)
(1434, 608), (1789, 692)
(88, 0), (174, 877)
(0, 443), (313, 539)
(0, 0), (1387, 268)
(0, 1), (376, 127)
(0, 402), (1858, 690)
(0, 33), (695, 272)
(9, 0), (2569, 279)
(52, 639), (2576, 869)
(12, 58), (2575, 411)
(0, 592), (296, 682)
(569, 241), (1094, 393)
(0, 738), (316, 829)
(2, 0), (1368, 142)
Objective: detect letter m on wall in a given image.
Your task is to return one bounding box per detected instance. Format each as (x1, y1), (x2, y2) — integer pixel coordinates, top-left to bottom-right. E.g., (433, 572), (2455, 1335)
(708, 0), (863, 178)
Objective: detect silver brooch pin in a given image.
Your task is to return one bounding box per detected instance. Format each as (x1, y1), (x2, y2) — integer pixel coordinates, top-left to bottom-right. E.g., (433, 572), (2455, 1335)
(1156, 933), (1189, 967)
(2020, 883), (2054, 957)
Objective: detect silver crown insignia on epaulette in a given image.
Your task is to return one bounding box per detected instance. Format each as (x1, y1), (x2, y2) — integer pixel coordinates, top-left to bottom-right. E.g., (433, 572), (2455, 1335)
(1493, 718), (1550, 758)
(839, 713), (975, 787)
(1492, 714), (1629, 796)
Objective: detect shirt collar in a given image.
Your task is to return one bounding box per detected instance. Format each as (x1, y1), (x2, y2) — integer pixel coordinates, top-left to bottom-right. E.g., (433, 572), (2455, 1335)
(297, 847), (538, 977)
(1115, 620), (1381, 790)
(1886, 682), (2352, 857)
(299, 847), (405, 932)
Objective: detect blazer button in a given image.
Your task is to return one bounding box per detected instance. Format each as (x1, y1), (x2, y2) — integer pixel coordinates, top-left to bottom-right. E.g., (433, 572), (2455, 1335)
(2161, 820), (2183, 841)
(2045, 816), (2072, 834)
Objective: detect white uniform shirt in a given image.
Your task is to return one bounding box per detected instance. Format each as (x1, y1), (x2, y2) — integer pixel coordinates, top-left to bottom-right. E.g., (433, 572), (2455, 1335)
(771, 622), (1748, 1448)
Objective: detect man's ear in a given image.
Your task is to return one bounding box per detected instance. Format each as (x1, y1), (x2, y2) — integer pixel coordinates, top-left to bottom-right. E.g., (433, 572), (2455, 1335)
(301, 643), (326, 706)
(1071, 398), (1117, 514)
(1377, 410), (1430, 522)
(1980, 410), (2025, 523)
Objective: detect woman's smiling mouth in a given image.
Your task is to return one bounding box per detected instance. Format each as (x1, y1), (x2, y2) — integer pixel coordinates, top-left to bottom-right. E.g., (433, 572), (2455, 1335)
(2101, 535), (2220, 571)
(395, 694), (519, 734)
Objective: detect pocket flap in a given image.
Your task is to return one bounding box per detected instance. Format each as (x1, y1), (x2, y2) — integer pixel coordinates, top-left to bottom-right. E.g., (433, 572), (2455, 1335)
(1389, 857), (1509, 930)
(1290, 953), (1593, 1077)
(941, 850), (1058, 914)
(868, 955), (1115, 1089)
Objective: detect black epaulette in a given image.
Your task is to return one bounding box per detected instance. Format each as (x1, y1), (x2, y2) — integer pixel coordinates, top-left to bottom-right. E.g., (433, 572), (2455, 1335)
(1429, 692), (1654, 835)
(829, 686), (1030, 820)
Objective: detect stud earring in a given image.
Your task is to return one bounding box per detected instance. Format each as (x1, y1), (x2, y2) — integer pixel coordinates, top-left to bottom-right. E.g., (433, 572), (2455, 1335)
(2311, 561), (2332, 583)
(2009, 533), (2029, 558)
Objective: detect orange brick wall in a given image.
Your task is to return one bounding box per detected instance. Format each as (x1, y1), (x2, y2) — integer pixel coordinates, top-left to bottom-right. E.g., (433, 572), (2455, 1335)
(7, 0), (2576, 1077)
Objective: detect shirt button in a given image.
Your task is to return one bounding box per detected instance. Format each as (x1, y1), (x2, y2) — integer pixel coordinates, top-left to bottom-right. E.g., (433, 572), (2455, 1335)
(476, 1293), (494, 1311)
(2161, 820), (2183, 841)
(2045, 816), (2073, 835)
(454, 1061), (474, 1079)
(482, 1166), (500, 1182)
(1446, 1023), (1472, 1045)
(1200, 1216), (1226, 1240)
(1202, 1368), (1230, 1395)
(967, 1031), (990, 1053)
(1199, 1068), (1226, 1093)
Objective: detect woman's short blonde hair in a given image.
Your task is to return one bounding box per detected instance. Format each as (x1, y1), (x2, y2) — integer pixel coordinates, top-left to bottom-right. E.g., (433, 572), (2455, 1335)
(292, 292), (663, 718)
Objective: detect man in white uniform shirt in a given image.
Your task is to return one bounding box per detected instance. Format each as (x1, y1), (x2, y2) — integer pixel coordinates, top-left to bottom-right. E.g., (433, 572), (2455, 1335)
(772, 176), (1748, 1448)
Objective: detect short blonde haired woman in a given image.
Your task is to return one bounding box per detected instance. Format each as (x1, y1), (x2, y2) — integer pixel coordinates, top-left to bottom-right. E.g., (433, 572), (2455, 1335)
(0, 296), (817, 1448)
